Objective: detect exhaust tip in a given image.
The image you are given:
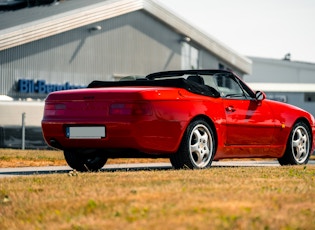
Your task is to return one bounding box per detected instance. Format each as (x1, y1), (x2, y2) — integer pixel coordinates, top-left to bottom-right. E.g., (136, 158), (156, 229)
(49, 139), (63, 150)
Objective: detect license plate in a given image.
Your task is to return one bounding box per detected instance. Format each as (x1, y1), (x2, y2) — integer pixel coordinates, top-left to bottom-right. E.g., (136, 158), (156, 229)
(66, 126), (105, 139)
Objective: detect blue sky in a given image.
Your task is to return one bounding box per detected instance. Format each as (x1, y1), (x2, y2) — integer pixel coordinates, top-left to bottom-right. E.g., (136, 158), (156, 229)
(158, 0), (315, 63)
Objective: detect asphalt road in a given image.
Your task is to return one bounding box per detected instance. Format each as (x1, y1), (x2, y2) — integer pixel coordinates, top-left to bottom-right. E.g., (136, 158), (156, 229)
(0, 160), (314, 178)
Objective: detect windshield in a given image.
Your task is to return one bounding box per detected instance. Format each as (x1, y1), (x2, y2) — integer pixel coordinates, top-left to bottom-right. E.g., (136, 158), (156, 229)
(147, 70), (255, 99)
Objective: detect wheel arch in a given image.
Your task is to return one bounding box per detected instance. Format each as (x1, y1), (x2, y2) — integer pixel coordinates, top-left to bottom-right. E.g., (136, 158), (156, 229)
(170, 114), (218, 169)
(188, 114), (218, 153)
(278, 116), (313, 165)
(293, 117), (313, 147)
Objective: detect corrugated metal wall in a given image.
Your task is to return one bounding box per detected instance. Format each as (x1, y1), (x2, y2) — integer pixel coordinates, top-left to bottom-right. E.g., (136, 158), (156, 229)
(0, 10), (229, 100)
(0, 10), (184, 99)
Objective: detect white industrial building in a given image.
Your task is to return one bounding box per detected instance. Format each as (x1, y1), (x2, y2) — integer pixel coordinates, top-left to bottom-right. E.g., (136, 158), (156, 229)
(245, 56), (315, 117)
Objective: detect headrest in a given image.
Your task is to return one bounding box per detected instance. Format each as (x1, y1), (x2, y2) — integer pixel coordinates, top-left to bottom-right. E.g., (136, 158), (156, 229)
(187, 75), (204, 85)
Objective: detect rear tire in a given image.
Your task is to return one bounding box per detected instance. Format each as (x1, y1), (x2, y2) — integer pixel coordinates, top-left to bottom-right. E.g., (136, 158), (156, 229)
(170, 119), (216, 169)
(64, 149), (107, 172)
(278, 122), (311, 165)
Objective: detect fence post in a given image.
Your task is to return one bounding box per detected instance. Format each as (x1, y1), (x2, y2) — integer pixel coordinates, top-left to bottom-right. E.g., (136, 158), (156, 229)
(22, 112), (26, 150)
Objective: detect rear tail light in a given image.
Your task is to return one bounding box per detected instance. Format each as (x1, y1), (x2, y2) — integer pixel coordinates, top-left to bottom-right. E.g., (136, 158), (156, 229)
(44, 103), (66, 110)
(44, 103), (66, 116)
(55, 104), (66, 110)
(109, 102), (152, 116)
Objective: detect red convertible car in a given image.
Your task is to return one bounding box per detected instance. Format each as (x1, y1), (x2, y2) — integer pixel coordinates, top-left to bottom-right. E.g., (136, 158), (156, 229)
(42, 70), (315, 171)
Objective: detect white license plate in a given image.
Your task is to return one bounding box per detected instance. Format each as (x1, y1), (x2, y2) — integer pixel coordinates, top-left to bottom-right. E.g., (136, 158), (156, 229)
(66, 126), (105, 139)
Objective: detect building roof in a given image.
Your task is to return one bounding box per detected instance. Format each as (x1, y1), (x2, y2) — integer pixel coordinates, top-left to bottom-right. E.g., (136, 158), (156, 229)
(249, 56), (315, 70)
(0, 0), (252, 74)
(248, 83), (315, 93)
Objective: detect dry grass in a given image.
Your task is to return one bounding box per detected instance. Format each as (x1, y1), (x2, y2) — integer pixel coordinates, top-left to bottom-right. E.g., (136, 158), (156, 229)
(0, 149), (65, 167)
(0, 149), (169, 168)
(0, 165), (315, 229)
(1, 148), (314, 168)
(1, 149), (315, 229)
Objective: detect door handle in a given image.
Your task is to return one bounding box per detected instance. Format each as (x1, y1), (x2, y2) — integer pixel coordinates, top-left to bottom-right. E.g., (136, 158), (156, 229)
(225, 106), (236, 112)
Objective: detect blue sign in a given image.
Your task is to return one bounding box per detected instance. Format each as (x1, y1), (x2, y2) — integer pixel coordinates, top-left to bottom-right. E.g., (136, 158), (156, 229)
(18, 79), (86, 94)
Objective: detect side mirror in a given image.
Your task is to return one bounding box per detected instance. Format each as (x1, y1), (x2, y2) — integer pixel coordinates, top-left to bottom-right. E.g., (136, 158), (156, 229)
(255, 91), (266, 101)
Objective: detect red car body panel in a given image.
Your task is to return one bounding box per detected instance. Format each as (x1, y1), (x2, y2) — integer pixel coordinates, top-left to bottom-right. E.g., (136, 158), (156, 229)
(41, 70), (315, 161)
(42, 87), (223, 154)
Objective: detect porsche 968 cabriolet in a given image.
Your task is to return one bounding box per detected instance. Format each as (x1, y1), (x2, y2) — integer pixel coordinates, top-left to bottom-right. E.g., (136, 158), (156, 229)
(41, 70), (315, 171)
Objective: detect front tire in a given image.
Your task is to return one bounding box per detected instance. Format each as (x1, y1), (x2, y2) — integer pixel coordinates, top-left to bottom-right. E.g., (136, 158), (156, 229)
(278, 122), (311, 165)
(64, 149), (107, 172)
(170, 119), (216, 169)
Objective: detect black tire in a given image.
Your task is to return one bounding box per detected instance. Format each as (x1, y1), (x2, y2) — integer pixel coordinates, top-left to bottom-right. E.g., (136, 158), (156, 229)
(64, 149), (107, 172)
(278, 122), (312, 165)
(170, 119), (216, 169)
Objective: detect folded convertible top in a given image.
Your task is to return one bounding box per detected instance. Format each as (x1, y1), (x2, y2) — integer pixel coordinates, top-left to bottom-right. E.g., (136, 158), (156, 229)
(87, 78), (220, 98)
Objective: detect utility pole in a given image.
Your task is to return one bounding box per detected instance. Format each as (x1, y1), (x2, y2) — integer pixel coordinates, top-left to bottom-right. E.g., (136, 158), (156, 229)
(22, 112), (26, 150)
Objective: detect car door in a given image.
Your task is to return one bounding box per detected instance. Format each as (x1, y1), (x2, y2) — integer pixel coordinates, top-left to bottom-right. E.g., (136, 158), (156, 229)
(223, 98), (275, 146)
(215, 74), (275, 146)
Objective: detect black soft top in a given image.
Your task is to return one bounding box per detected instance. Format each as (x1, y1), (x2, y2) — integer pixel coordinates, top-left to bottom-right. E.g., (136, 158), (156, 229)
(87, 70), (234, 98)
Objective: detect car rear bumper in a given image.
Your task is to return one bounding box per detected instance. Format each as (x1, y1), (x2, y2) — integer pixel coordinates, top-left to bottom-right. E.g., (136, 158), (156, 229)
(41, 119), (185, 154)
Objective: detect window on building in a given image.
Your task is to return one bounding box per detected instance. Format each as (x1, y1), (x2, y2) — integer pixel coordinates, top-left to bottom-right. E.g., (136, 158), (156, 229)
(267, 94), (287, 103)
(181, 42), (199, 69)
(304, 93), (315, 102)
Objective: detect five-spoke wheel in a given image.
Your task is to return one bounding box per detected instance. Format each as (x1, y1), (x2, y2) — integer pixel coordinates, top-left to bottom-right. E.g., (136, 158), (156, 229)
(170, 119), (215, 169)
(278, 122), (311, 165)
